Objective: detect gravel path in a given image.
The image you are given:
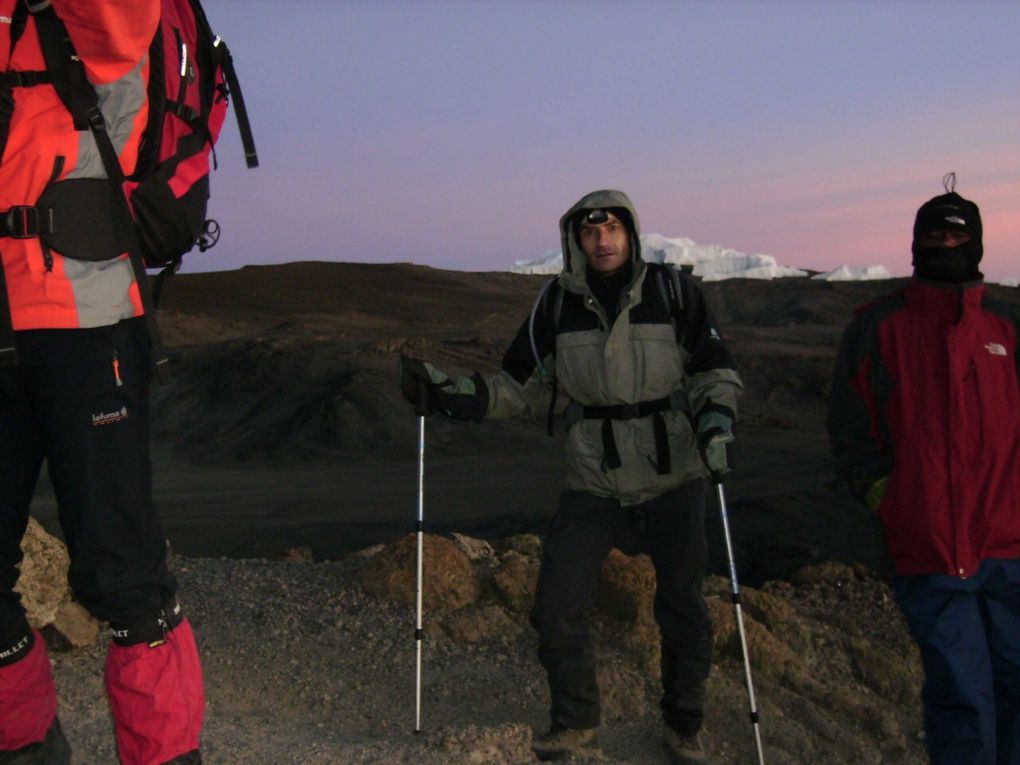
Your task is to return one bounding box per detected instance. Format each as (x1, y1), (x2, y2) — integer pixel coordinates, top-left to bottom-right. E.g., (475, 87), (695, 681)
(50, 548), (927, 764)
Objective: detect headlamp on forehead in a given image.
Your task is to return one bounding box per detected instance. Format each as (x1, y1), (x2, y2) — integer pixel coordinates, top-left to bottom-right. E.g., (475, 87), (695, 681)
(582, 209), (610, 226)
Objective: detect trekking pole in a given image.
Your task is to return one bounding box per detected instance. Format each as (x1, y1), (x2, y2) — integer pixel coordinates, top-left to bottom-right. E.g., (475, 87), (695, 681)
(715, 481), (765, 765)
(414, 403), (427, 733)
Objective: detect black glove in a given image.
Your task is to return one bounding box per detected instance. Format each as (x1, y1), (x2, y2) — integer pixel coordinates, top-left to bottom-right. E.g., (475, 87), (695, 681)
(400, 354), (434, 416)
(399, 353), (488, 422)
(696, 406), (735, 483)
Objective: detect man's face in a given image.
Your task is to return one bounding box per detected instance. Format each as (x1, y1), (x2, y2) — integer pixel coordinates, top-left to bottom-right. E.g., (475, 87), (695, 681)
(578, 211), (630, 276)
(918, 229), (972, 249)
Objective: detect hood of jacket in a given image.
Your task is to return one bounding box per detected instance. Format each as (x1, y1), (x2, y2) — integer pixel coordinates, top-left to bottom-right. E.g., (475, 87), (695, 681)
(558, 189), (644, 293)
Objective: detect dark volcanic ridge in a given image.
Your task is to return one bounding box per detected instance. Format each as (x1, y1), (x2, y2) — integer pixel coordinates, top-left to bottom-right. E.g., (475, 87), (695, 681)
(37, 262), (1019, 572)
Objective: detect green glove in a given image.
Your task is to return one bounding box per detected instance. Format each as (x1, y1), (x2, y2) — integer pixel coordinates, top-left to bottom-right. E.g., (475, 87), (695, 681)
(696, 408), (735, 483)
(864, 476), (889, 512)
(399, 354), (488, 422)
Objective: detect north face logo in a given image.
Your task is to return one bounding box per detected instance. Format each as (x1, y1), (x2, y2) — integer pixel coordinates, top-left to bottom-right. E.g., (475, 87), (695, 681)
(92, 406), (129, 426)
(985, 343), (1007, 357)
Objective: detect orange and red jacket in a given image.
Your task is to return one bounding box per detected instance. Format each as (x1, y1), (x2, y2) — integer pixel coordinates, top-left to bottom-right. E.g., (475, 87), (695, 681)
(829, 278), (1020, 577)
(0, 0), (159, 330)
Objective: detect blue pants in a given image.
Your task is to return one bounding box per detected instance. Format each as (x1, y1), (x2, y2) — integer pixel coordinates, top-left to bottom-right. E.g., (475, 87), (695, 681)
(894, 559), (1020, 765)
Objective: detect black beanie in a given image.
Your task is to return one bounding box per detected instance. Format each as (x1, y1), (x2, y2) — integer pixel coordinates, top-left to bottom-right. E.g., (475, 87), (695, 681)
(912, 192), (982, 247)
(911, 192), (983, 282)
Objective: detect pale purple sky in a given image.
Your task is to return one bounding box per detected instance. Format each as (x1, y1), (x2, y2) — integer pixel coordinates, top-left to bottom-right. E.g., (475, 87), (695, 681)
(202, 0), (1019, 282)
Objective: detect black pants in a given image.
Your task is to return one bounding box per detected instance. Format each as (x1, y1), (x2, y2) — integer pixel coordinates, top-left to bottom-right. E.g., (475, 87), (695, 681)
(0, 317), (176, 644)
(530, 481), (712, 735)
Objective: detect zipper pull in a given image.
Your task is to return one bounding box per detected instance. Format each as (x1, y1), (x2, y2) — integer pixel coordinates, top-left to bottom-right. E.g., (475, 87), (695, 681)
(112, 351), (123, 387)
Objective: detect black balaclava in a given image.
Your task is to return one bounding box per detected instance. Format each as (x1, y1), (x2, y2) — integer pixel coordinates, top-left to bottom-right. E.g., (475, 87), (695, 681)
(911, 191), (983, 284)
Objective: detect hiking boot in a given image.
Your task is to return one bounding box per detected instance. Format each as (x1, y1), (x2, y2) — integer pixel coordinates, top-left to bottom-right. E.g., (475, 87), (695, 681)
(663, 725), (706, 764)
(0, 718), (71, 765)
(162, 752), (202, 765)
(532, 724), (598, 761)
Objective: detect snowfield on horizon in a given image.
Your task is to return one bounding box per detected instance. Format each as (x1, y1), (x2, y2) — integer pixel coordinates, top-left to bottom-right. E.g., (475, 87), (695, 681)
(510, 234), (1017, 285)
(514, 234), (824, 281)
(812, 265), (893, 281)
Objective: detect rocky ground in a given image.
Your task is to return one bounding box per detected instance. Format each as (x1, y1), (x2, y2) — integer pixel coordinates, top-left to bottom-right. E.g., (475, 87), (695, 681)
(43, 533), (929, 764)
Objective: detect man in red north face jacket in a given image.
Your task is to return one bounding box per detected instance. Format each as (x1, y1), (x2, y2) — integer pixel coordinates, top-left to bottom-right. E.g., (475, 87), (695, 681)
(0, 2), (204, 764)
(829, 180), (1020, 765)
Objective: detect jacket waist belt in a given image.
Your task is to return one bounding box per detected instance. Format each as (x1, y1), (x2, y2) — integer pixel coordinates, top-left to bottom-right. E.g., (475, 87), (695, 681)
(566, 391), (690, 476)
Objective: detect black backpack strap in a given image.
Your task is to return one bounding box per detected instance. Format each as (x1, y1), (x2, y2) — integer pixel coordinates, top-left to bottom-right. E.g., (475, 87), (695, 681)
(9, 0), (28, 45)
(31, 4), (171, 382)
(214, 39), (258, 168)
(527, 278), (566, 436)
(551, 280), (565, 334)
(0, 0), (36, 157)
(653, 263), (687, 346)
(32, 6), (96, 130)
(189, 0), (257, 168)
(527, 277), (558, 379)
(546, 281), (567, 434)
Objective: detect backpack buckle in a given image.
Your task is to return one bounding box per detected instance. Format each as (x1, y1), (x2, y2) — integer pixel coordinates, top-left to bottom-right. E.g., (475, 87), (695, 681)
(5, 206), (40, 238)
(618, 403), (641, 420)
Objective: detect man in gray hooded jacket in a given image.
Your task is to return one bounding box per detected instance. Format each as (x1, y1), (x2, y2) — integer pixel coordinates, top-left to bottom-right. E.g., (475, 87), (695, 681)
(401, 189), (742, 762)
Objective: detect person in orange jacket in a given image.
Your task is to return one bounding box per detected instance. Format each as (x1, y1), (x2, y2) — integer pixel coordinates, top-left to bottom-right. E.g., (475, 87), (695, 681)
(0, 2), (204, 763)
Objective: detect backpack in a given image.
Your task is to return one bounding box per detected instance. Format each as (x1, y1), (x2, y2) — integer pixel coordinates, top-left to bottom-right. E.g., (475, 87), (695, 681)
(128, 0), (259, 277)
(31, 0), (259, 282)
(0, 0), (257, 374)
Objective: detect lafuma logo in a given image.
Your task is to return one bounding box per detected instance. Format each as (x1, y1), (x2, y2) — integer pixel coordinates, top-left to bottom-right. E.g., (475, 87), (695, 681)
(985, 343), (1007, 357)
(92, 406), (129, 426)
